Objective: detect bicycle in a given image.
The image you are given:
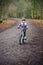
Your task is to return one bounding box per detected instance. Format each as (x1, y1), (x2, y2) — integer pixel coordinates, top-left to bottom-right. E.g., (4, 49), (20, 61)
(19, 29), (26, 45)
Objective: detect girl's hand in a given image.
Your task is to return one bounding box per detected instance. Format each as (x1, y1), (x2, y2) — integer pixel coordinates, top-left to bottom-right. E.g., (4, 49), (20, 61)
(18, 26), (20, 29)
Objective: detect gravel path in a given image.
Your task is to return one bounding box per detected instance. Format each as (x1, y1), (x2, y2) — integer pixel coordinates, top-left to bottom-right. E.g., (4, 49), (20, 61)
(0, 19), (43, 65)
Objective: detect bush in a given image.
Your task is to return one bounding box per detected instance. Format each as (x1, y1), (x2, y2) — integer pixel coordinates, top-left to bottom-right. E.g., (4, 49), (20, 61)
(0, 20), (3, 23)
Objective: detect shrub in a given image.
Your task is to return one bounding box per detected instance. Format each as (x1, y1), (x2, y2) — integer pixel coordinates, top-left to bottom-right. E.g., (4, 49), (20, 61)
(0, 20), (3, 23)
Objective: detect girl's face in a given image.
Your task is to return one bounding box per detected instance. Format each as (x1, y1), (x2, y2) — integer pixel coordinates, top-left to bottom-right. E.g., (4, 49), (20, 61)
(22, 21), (25, 24)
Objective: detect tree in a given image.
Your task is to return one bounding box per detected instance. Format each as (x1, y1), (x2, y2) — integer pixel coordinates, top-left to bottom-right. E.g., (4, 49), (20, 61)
(0, 0), (43, 20)
(31, 0), (43, 19)
(0, 0), (11, 22)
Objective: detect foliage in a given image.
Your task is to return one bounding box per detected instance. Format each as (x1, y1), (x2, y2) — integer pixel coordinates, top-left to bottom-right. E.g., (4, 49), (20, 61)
(0, 0), (43, 22)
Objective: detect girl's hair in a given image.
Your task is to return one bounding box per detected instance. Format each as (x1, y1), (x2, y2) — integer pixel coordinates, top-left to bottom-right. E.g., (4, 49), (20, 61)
(22, 18), (26, 21)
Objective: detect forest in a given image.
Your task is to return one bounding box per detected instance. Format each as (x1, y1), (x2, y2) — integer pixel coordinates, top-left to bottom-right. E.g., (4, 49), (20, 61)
(0, 0), (43, 23)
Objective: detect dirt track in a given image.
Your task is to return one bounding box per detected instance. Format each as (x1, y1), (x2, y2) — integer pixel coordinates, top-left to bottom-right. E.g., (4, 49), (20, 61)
(0, 19), (43, 65)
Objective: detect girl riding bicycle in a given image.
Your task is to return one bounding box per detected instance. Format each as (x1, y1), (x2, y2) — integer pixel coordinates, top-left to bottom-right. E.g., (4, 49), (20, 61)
(18, 18), (28, 40)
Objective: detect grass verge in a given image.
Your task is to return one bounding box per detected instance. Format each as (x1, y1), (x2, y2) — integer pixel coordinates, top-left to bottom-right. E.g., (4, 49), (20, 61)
(32, 19), (43, 29)
(0, 20), (16, 32)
